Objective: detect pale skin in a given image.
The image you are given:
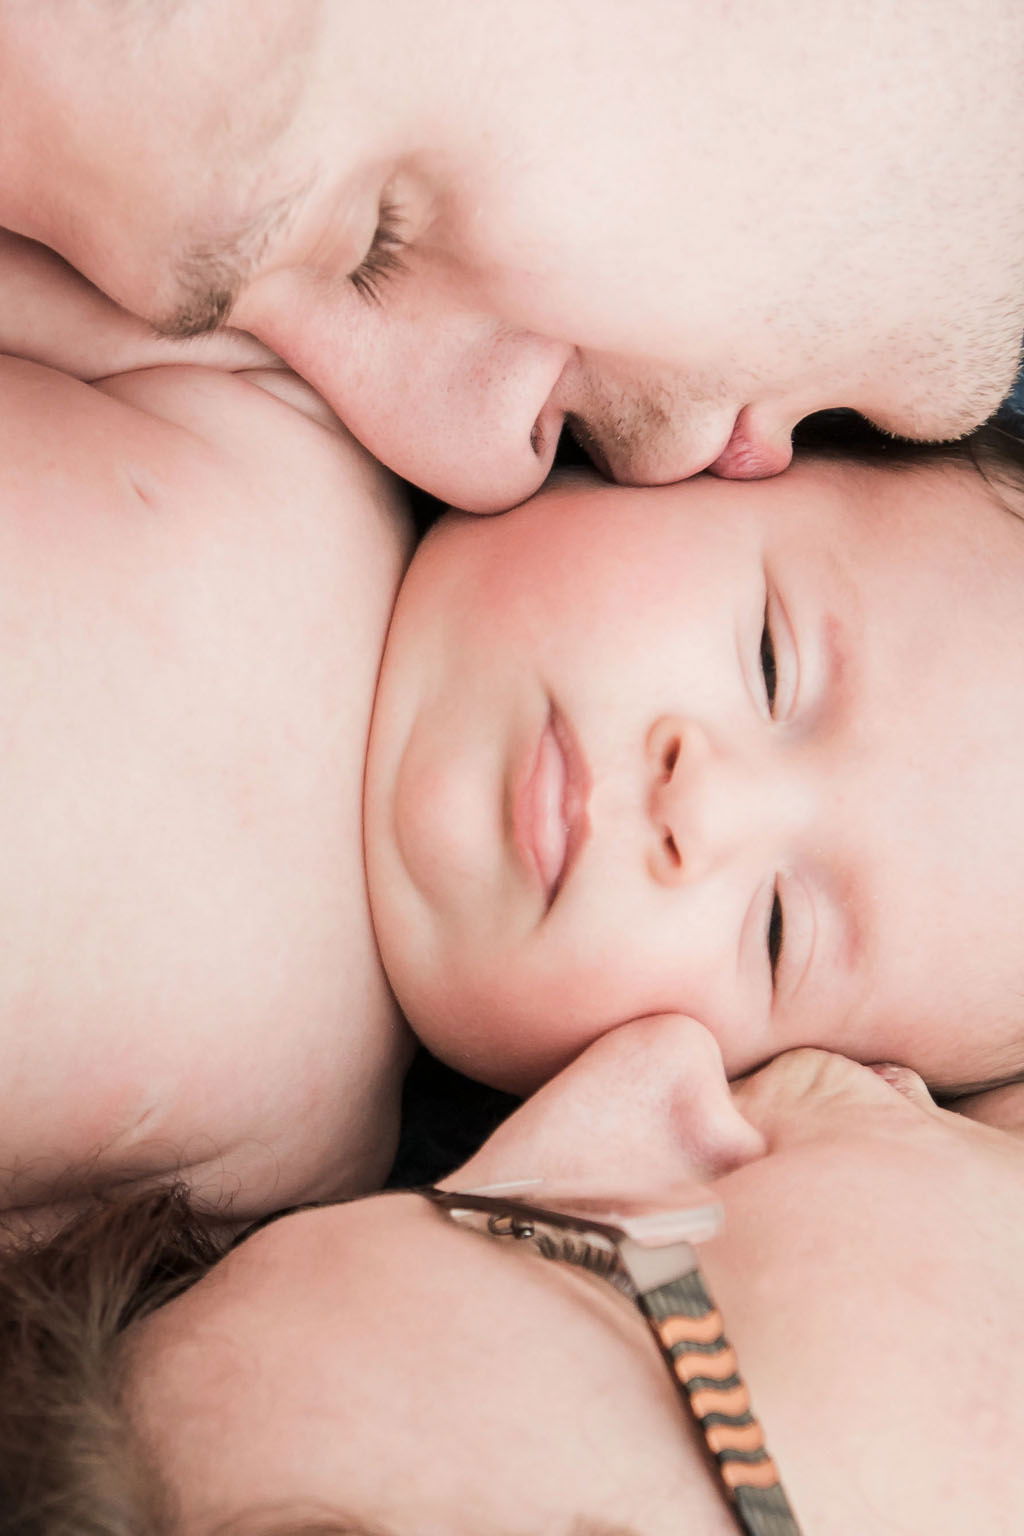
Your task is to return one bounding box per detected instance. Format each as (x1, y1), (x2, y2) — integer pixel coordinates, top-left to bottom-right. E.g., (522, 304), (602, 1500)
(366, 454), (1024, 1095)
(0, 0), (1021, 509)
(128, 1025), (1024, 1536)
(0, 307), (413, 1227)
(0, 239), (1022, 1232)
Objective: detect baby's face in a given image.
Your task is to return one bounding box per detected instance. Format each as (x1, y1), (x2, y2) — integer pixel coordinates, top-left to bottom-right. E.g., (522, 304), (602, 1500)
(366, 455), (1024, 1092)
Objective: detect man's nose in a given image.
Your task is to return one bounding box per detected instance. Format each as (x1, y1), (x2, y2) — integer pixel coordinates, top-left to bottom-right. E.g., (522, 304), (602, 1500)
(338, 320), (572, 513)
(244, 273), (575, 512)
(645, 713), (794, 885)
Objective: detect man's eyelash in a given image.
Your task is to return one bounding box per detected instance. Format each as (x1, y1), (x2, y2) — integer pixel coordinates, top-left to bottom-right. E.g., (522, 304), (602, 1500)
(767, 885), (784, 988)
(760, 601), (778, 713)
(349, 199), (408, 304)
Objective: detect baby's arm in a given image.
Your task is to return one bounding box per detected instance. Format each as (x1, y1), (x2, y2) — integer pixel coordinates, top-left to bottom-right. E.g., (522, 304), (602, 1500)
(0, 228), (275, 379)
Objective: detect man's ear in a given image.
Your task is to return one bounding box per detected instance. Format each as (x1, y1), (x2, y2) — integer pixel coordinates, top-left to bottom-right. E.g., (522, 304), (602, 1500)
(952, 1079), (1024, 1139)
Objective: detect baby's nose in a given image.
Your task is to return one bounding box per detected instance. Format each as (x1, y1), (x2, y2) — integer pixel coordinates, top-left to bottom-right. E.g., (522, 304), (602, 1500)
(646, 712), (805, 886)
(646, 714), (716, 886)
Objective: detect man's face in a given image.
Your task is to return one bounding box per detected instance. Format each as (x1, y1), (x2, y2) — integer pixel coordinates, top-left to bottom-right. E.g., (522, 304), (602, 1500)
(5, 0), (1023, 510)
(366, 456), (1024, 1092)
(128, 1031), (1024, 1536)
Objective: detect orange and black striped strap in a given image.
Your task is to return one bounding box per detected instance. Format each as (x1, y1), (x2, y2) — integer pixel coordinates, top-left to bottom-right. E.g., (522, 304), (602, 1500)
(637, 1269), (802, 1536)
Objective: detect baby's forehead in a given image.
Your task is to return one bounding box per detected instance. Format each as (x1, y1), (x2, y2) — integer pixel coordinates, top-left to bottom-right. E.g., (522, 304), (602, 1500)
(828, 446), (1023, 559)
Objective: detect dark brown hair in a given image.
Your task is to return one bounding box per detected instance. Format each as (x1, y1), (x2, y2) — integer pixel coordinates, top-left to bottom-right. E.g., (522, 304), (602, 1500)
(792, 407), (1024, 515)
(0, 1181), (407, 1534)
(0, 1184), (221, 1535)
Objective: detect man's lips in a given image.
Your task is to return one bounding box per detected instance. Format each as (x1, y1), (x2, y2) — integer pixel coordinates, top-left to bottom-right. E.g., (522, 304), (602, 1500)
(513, 707), (591, 907)
(566, 406), (791, 485)
(708, 406), (793, 479)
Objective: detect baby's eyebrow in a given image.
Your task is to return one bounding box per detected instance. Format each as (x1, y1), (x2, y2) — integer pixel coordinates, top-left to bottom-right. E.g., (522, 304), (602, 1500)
(834, 862), (867, 974)
(785, 858), (867, 1028)
(154, 182), (312, 339)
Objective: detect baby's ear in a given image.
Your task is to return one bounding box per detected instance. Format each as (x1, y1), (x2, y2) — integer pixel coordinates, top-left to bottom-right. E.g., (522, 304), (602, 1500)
(952, 1079), (1024, 1139)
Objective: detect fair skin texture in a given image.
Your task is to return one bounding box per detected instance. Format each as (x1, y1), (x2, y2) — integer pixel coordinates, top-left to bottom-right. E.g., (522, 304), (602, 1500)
(0, 232), (278, 382)
(366, 456), (1024, 1094)
(0, 1), (1022, 509)
(0, 246), (1017, 1222)
(0, 348), (413, 1224)
(2, 340), (1022, 1227)
(128, 1024), (1024, 1536)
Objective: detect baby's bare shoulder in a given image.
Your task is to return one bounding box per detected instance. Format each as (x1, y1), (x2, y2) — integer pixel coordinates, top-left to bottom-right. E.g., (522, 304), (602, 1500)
(91, 360), (387, 497)
(0, 355), (396, 533)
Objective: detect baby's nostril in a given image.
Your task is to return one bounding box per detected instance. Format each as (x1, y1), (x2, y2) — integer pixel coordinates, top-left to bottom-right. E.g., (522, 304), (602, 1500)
(663, 830), (682, 868)
(662, 738), (680, 779)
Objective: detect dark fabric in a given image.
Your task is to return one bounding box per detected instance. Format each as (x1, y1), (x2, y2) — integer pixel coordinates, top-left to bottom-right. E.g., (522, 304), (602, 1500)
(995, 346), (1024, 435)
(386, 1047), (520, 1188)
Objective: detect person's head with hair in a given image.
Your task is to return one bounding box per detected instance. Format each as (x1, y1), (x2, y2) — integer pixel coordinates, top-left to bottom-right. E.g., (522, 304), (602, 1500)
(366, 420), (1024, 1099)
(3, 1021), (1024, 1535)
(0, 0), (1022, 510)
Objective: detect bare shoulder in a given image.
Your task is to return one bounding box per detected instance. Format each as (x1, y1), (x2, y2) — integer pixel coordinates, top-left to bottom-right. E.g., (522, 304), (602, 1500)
(0, 355), (412, 1229)
(233, 366), (345, 430)
(0, 354), (401, 529)
(93, 362), (396, 493)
